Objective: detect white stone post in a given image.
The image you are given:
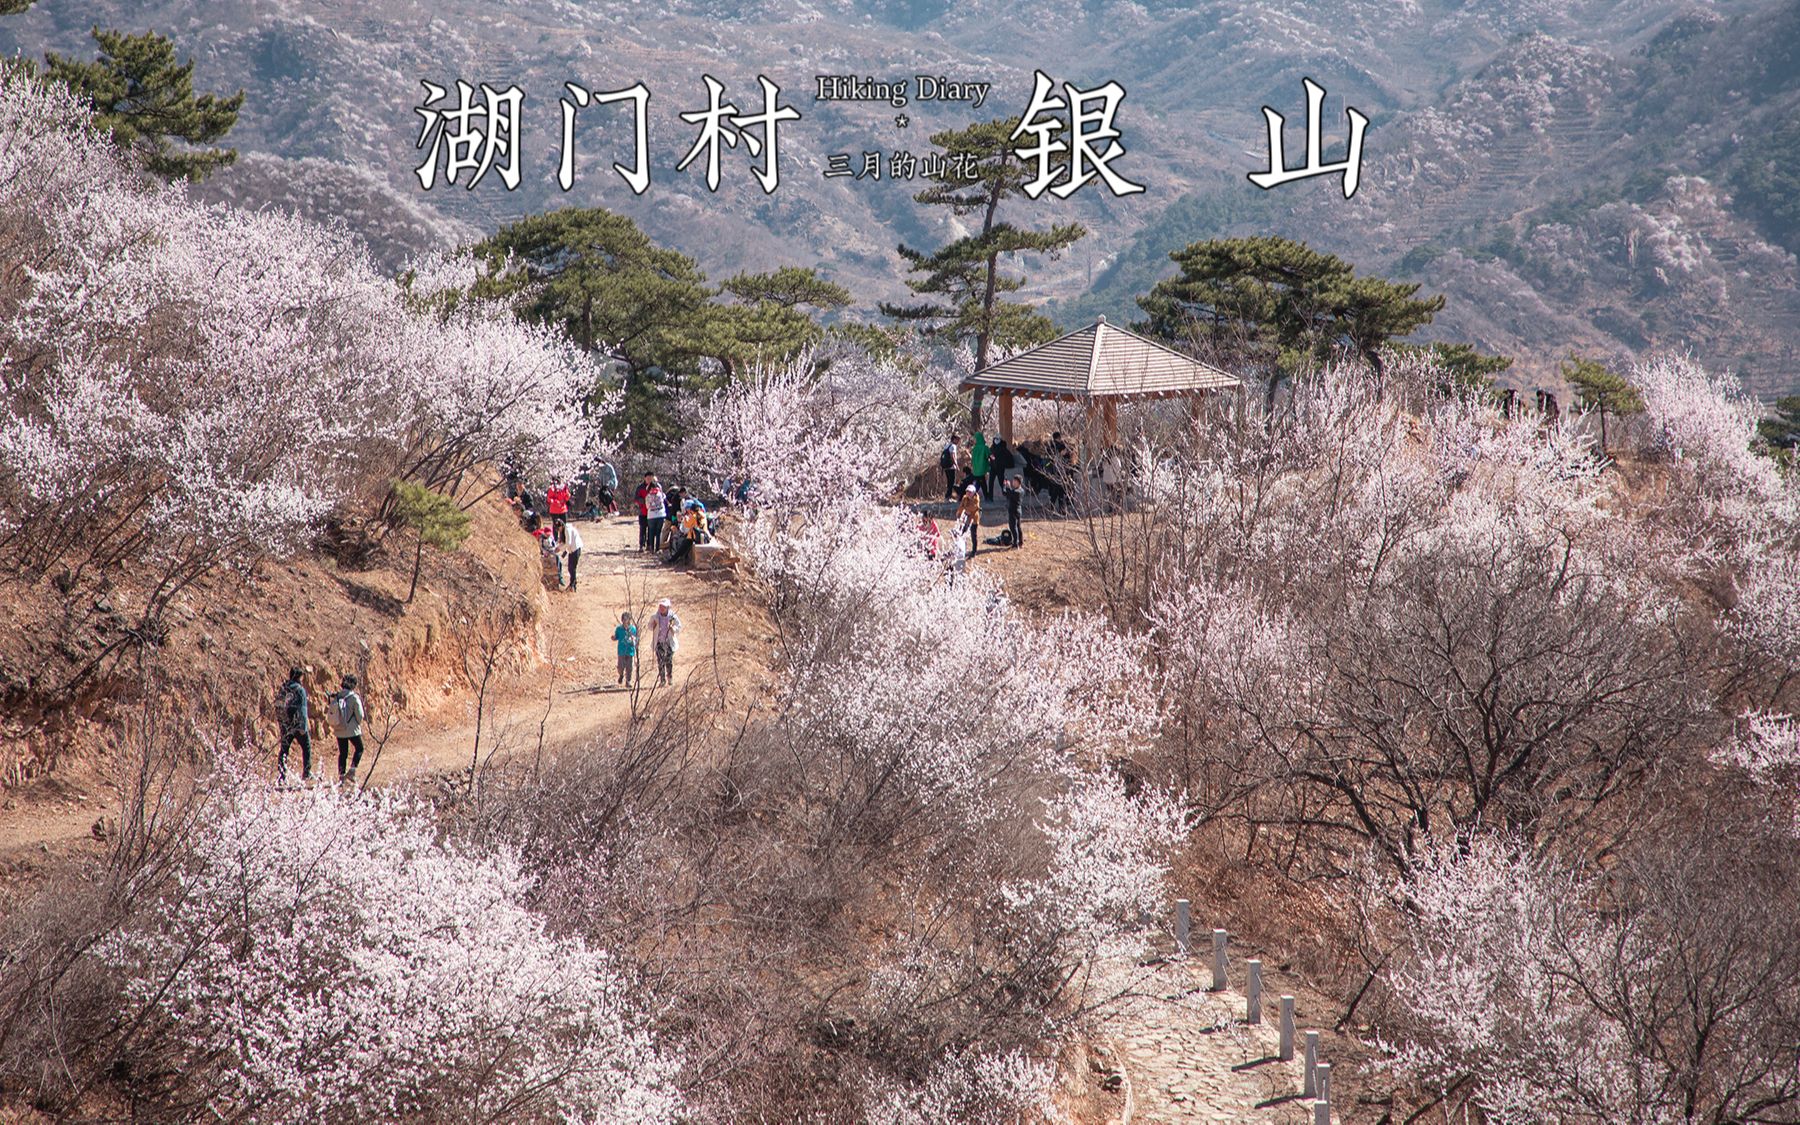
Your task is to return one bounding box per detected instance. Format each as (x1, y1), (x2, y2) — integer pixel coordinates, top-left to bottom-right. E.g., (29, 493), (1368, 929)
(1246, 959), (1263, 1024)
(1303, 1030), (1320, 1096)
(1174, 898), (1191, 957)
(1210, 928), (1228, 990)
(1279, 995), (1295, 1060)
(1316, 1061), (1332, 1105)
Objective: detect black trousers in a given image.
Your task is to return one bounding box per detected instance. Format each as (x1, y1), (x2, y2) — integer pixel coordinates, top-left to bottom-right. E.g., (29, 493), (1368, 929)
(646, 516), (665, 551)
(279, 729), (312, 780)
(637, 513), (648, 549)
(1007, 495), (1023, 546)
(337, 735), (364, 779)
(942, 464), (956, 499)
(566, 548), (581, 587)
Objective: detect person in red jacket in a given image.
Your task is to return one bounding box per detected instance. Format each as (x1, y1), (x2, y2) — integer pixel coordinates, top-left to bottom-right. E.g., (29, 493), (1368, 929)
(546, 482), (570, 521)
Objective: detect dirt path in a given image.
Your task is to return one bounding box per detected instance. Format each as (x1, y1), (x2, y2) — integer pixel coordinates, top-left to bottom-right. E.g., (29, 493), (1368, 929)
(356, 512), (772, 786)
(0, 514), (771, 862)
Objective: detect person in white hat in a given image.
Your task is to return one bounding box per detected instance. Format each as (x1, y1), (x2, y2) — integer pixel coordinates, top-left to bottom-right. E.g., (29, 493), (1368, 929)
(650, 598), (682, 685)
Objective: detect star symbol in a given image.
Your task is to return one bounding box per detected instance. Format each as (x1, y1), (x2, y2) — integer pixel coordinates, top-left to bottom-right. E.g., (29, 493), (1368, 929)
(895, 114), (909, 128)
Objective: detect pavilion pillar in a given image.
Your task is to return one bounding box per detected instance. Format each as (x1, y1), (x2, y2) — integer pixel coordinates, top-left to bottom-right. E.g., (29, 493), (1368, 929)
(997, 392), (1015, 443)
(1102, 398), (1118, 446)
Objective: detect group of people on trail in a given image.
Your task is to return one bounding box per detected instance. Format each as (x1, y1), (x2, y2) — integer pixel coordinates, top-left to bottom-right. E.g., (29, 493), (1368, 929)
(275, 667), (366, 786)
(509, 462), (612, 593)
(632, 473), (715, 564)
(938, 430), (1038, 555)
(611, 598), (682, 688)
(941, 430), (1077, 507)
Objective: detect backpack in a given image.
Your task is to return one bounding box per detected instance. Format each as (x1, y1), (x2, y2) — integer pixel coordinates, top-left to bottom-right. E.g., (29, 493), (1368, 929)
(329, 691), (358, 735)
(940, 445), (955, 470)
(281, 681), (305, 726)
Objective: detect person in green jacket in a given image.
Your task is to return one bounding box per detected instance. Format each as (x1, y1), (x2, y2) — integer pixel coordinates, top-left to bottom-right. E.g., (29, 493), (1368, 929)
(971, 432), (991, 500)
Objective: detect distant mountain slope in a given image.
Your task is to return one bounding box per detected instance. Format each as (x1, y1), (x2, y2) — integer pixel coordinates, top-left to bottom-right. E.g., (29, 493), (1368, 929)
(5, 0), (1793, 393)
(1054, 4), (1800, 394)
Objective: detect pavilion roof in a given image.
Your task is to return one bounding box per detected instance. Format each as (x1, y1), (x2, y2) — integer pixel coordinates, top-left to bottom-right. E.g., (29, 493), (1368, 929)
(958, 317), (1241, 401)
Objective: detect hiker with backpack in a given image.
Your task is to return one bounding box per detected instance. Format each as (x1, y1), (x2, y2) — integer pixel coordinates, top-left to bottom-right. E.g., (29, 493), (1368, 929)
(327, 675), (366, 784)
(276, 668), (312, 784)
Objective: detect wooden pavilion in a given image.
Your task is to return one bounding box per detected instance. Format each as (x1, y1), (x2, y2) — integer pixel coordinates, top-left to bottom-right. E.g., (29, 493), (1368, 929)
(959, 316), (1242, 444)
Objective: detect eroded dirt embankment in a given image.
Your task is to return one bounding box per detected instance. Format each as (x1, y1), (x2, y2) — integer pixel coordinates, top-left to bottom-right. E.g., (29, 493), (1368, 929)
(0, 494), (548, 840)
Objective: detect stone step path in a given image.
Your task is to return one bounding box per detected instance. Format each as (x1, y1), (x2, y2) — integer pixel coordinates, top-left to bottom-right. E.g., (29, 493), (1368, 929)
(1102, 957), (1328, 1125)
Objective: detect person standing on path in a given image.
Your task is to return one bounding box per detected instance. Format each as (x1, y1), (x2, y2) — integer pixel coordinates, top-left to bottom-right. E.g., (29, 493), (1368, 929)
(613, 611), (638, 686)
(1002, 472), (1024, 549)
(955, 484), (982, 556)
(546, 481), (570, 524)
(987, 438), (1013, 500)
(599, 461), (620, 514)
(971, 432), (991, 500)
(560, 519), (584, 590)
(650, 598), (682, 685)
(643, 478), (668, 554)
(327, 674), (366, 784)
(635, 473), (654, 550)
(940, 436), (958, 500)
(276, 667), (312, 783)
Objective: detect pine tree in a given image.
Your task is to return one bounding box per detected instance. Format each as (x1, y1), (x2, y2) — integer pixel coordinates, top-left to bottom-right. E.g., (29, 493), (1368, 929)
(1562, 355), (1644, 457)
(0, 1), (38, 14)
(391, 481), (472, 603)
(1757, 395), (1800, 456)
(880, 118), (1084, 425)
(42, 28), (243, 181)
(691, 267), (851, 380)
(1392, 341), (1513, 394)
(1137, 236), (1444, 404)
(475, 208), (713, 451)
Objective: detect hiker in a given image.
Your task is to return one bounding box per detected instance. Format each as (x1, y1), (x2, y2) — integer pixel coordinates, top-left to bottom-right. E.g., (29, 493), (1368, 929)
(276, 667), (312, 783)
(987, 438), (1013, 499)
(1002, 472), (1024, 549)
(560, 519), (584, 590)
(662, 487), (686, 547)
(598, 461), (620, 514)
(650, 598), (682, 685)
(546, 481), (570, 523)
(534, 525), (563, 587)
(971, 432), (991, 500)
(955, 484), (982, 556)
(635, 473), (654, 550)
(643, 477), (668, 554)
(327, 674), (366, 784)
(940, 436), (958, 500)
(956, 449), (979, 496)
(917, 510), (941, 559)
(613, 611), (638, 686)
